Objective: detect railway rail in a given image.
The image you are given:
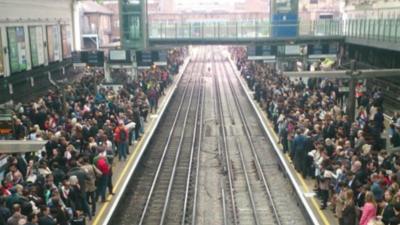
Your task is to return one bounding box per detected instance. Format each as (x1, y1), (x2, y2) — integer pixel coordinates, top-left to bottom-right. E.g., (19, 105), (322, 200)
(110, 50), (204, 225)
(109, 47), (312, 225)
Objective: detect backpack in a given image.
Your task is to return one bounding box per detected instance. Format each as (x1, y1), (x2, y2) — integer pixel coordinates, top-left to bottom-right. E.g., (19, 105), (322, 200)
(119, 129), (127, 142)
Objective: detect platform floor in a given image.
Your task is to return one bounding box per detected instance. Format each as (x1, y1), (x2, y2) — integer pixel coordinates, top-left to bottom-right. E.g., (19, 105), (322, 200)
(89, 58), (190, 225)
(230, 57), (338, 225)
(90, 51), (397, 225)
(89, 55), (343, 225)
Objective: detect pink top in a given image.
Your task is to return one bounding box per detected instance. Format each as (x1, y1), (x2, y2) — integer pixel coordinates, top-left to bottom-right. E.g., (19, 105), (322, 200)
(359, 202), (377, 225)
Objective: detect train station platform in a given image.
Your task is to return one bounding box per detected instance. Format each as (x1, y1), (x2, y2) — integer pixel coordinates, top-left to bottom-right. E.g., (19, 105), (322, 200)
(225, 55), (337, 225)
(226, 53), (398, 225)
(89, 57), (191, 225)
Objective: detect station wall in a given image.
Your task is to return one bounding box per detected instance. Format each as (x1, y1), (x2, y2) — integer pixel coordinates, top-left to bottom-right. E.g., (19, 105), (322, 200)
(0, 0), (74, 77)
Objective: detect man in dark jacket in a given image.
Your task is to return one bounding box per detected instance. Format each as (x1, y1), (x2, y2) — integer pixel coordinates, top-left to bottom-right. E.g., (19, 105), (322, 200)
(68, 160), (91, 220)
(38, 206), (56, 225)
(293, 129), (306, 173)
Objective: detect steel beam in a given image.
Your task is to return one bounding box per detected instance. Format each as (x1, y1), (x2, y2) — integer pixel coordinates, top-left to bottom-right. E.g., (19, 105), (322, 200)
(282, 69), (400, 79)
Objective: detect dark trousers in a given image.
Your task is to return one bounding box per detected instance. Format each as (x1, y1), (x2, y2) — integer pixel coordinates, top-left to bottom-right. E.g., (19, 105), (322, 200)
(96, 175), (108, 202)
(81, 191), (91, 220)
(107, 171), (113, 194)
(87, 191), (96, 214)
(320, 189), (329, 208)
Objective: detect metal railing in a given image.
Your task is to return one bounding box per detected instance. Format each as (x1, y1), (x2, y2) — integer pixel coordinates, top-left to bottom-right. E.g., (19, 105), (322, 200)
(148, 18), (400, 43)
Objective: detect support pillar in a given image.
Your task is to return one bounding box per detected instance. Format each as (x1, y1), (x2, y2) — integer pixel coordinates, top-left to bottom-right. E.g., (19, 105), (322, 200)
(347, 60), (357, 122)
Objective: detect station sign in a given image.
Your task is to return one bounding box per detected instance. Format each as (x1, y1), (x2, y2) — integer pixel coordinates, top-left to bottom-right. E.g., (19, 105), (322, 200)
(136, 49), (169, 67)
(248, 55), (276, 61)
(247, 45), (277, 60)
(153, 50), (168, 66)
(285, 45), (301, 55)
(109, 50), (132, 64)
(308, 54), (337, 62)
(72, 51), (104, 67)
(136, 51), (153, 67)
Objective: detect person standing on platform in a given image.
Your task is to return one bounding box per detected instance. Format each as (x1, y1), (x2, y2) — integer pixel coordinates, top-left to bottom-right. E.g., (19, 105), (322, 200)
(94, 153), (109, 203)
(360, 191), (377, 225)
(293, 129), (307, 175)
(114, 122), (128, 161)
(80, 156), (101, 217)
(68, 160), (91, 221)
(341, 189), (357, 225)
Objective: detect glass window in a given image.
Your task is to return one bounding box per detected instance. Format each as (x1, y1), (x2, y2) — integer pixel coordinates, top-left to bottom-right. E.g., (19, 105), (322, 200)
(61, 25), (72, 59)
(29, 26), (45, 67)
(47, 25), (61, 62)
(123, 15), (141, 41)
(7, 27), (27, 73)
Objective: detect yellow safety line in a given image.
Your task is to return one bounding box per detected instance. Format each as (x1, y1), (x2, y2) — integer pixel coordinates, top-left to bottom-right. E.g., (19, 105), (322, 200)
(91, 132), (147, 225)
(92, 77), (177, 224)
(259, 106), (330, 225)
(92, 59), (191, 225)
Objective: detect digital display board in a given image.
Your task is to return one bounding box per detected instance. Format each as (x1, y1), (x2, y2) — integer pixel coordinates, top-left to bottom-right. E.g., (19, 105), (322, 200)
(246, 45), (256, 56)
(61, 25), (72, 59)
(285, 45), (301, 55)
(7, 27), (27, 73)
(71, 51), (103, 67)
(29, 26), (45, 67)
(136, 51), (153, 67)
(87, 51), (104, 67)
(110, 50), (127, 61)
(156, 50), (168, 62)
(247, 45), (277, 60)
(47, 25), (61, 62)
(0, 31), (4, 76)
(72, 51), (84, 64)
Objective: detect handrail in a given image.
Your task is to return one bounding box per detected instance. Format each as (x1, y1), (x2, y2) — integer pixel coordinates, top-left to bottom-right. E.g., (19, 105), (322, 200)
(148, 18), (400, 43)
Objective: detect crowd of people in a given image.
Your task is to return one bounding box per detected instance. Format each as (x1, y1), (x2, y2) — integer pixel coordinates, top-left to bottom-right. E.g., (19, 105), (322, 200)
(230, 46), (400, 225)
(0, 48), (185, 225)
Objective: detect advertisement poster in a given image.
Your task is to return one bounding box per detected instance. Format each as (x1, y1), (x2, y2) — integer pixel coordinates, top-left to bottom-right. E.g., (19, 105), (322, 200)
(61, 25), (72, 58)
(7, 27), (27, 73)
(0, 31), (4, 76)
(47, 25), (61, 62)
(29, 26), (45, 67)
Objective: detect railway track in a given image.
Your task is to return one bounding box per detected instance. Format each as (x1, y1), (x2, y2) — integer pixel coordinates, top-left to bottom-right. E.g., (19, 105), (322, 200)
(217, 50), (308, 225)
(110, 49), (204, 225)
(110, 47), (310, 225)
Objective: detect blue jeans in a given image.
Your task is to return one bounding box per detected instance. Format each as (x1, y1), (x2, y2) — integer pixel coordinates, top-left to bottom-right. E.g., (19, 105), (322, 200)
(118, 142), (127, 160)
(140, 117), (145, 134)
